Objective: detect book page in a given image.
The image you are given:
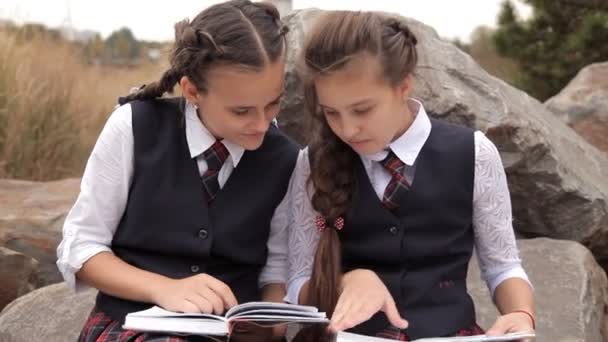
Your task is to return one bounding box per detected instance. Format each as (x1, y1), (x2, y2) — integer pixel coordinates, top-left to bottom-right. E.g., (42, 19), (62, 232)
(225, 301), (321, 318)
(126, 306), (227, 322)
(337, 331), (401, 342)
(337, 331), (535, 342)
(230, 308), (326, 319)
(412, 331), (535, 342)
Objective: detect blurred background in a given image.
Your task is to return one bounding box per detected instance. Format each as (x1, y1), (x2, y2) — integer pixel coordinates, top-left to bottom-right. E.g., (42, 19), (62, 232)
(1, 0), (606, 180)
(1, 1), (608, 341)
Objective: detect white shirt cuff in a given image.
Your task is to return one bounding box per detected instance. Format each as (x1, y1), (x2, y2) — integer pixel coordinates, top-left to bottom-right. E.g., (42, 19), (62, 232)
(285, 276), (309, 304)
(57, 245), (113, 293)
(487, 266), (533, 296)
(258, 269), (287, 289)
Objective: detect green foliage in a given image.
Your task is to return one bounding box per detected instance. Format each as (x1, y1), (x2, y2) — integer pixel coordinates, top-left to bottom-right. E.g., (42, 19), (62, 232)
(450, 26), (522, 86)
(83, 33), (105, 64)
(104, 27), (141, 64)
(494, 0), (608, 100)
(469, 26), (522, 84)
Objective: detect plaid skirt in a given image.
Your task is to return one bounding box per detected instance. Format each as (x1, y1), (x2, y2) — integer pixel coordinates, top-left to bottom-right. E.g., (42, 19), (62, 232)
(78, 306), (225, 342)
(375, 323), (485, 341)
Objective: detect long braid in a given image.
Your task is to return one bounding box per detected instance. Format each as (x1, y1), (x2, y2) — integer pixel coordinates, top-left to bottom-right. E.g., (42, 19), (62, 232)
(294, 11), (419, 341)
(118, 68), (181, 105)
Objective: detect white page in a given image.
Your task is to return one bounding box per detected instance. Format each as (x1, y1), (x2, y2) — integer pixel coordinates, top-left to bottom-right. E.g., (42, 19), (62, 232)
(230, 315), (329, 322)
(225, 302), (320, 318)
(412, 331), (535, 342)
(337, 331), (535, 342)
(126, 306), (226, 321)
(123, 315), (228, 335)
(229, 308), (326, 319)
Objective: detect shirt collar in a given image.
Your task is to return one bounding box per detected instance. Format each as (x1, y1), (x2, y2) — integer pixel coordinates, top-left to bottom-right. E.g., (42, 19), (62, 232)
(363, 98), (431, 166)
(184, 102), (245, 167)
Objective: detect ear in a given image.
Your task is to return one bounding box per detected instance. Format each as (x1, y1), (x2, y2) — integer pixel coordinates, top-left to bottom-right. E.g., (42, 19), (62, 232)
(179, 76), (199, 105)
(397, 74), (414, 101)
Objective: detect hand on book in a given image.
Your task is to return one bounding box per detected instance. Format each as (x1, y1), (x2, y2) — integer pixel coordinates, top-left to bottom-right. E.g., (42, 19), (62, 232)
(153, 273), (238, 314)
(328, 269), (408, 333)
(486, 312), (535, 342)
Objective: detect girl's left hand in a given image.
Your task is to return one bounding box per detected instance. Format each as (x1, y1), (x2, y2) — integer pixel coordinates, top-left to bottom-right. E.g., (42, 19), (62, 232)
(486, 311), (535, 341)
(328, 269), (408, 332)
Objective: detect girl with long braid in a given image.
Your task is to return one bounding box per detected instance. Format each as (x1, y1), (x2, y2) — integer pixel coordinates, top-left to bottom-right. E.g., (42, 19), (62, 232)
(287, 11), (535, 341)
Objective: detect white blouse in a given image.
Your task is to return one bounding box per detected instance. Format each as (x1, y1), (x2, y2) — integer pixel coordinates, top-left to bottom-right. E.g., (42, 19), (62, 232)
(285, 100), (531, 304)
(56, 102), (290, 292)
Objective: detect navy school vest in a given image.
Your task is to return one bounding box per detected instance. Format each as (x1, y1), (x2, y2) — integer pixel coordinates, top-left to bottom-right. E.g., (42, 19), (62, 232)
(339, 118), (476, 339)
(96, 98), (300, 322)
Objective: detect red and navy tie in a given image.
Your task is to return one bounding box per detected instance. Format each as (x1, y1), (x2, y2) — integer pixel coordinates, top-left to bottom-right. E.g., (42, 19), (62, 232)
(201, 140), (229, 203)
(380, 150), (410, 210)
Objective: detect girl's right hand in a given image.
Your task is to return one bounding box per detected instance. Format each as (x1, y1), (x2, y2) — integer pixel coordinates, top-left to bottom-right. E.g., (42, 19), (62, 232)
(328, 269), (408, 332)
(153, 273), (238, 315)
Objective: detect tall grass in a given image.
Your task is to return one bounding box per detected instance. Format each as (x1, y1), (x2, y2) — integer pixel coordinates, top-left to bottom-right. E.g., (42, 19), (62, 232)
(0, 30), (166, 180)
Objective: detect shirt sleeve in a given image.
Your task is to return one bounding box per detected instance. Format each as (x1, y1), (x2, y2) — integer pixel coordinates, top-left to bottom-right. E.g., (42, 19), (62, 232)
(285, 148), (321, 304)
(56, 103), (134, 293)
(472, 131), (532, 296)
(258, 190), (290, 288)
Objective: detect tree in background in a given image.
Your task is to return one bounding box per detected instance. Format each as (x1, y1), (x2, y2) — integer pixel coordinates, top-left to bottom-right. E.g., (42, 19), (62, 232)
(494, 0), (608, 101)
(9, 23), (62, 42)
(83, 33), (105, 64)
(104, 27), (141, 65)
(456, 26), (521, 85)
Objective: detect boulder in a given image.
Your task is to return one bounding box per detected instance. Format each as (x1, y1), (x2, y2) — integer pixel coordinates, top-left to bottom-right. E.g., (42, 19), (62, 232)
(469, 238), (608, 342)
(0, 247), (40, 310)
(0, 178), (80, 308)
(545, 62), (608, 153)
(0, 282), (96, 342)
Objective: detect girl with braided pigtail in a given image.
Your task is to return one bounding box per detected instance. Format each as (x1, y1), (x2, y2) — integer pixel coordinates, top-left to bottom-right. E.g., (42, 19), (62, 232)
(287, 11), (535, 341)
(57, 1), (298, 341)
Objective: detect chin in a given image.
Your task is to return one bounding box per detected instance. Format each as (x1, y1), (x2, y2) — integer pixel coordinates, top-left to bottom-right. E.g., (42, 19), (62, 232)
(239, 135), (265, 151)
(350, 143), (382, 156)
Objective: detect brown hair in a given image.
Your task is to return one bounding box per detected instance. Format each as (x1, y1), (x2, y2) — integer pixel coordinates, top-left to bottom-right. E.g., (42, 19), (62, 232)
(119, 0), (289, 104)
(301, 11), (418, 318)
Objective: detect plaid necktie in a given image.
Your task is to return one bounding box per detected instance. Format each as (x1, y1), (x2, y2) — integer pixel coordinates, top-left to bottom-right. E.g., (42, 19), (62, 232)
(380, 150), (410, 210)
(202, 140), (230, 203)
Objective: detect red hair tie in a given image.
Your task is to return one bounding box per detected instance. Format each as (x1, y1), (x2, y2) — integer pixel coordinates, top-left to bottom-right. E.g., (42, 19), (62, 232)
(334, 217), (344, 230)
(315, 216), (327, 233)
(315, 216), (344, 233)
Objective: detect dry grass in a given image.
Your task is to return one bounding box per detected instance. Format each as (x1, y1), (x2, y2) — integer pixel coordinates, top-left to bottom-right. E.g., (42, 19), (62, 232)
(0, 30), (167, 180)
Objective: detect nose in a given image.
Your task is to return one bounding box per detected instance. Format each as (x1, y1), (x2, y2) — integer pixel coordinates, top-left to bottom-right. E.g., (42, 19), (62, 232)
(252, 111), (271, 133)
(341, 118), (360, 140)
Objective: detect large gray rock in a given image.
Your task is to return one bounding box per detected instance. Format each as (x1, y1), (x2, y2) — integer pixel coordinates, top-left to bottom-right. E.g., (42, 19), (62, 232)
(0, 178), (80, 309)
(545, 62), (608, 153)
(0, 247), (40, 310)
(468, 238), (608, 342)
(0, 282), (96, 342)
(279, 9), (320, 145)
(279, 10), (608, 264)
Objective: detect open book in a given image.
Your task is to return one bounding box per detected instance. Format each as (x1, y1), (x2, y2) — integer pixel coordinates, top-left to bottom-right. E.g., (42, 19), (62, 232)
(124, 303), (535, 341)
(336, 331), (535, 342)
(123, 302), (329, 337)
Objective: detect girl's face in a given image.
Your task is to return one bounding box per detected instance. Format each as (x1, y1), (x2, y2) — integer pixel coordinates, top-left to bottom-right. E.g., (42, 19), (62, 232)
(182, 59), (285, 150)
(314, 54), (413, 156)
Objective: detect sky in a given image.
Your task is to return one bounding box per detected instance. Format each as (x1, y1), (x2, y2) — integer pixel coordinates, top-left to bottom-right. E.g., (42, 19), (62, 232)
(0, 0), (531, 43)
